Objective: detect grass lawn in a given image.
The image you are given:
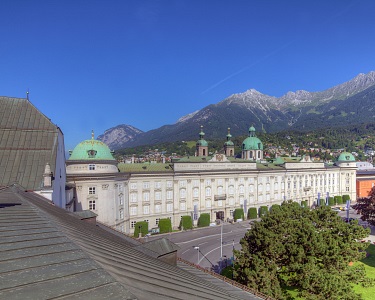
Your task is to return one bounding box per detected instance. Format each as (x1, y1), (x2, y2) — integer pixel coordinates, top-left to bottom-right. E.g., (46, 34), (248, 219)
(284, 244), (375, 299)
(353, 244), (375, 299)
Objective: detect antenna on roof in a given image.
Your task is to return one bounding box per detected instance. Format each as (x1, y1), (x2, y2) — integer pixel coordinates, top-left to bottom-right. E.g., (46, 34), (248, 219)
(26, 89), (29, 101)
(91, 130), (94, 140)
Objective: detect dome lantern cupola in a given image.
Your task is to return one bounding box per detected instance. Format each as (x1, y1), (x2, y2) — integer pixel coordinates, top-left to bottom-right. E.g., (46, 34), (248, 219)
(195, 125), (208, 157)
(224, 127), (234, 157)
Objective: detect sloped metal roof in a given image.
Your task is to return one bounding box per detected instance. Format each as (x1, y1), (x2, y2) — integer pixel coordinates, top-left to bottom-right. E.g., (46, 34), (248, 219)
(0, 97), (60, 190)
(0, 186), (259, 300)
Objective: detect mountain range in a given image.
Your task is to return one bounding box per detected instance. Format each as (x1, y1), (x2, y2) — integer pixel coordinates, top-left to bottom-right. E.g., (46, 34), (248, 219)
(98, 71), (375, 150)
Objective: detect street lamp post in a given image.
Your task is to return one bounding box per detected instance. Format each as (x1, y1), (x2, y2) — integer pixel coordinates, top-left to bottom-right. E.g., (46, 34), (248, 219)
(193, 246), (199, 265)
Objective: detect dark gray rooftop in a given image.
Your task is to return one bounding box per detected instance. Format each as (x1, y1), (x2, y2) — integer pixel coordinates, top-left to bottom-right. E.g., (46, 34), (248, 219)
(0, 97), (60, 190)
(0, 185), (261, 300)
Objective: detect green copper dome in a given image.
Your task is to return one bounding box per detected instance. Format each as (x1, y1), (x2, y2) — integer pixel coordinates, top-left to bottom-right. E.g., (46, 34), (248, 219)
(242, 126), (263, 150)
(196, 126), (208, 147)
(69, 134), (115, 161)
(337, 152), (355, 162)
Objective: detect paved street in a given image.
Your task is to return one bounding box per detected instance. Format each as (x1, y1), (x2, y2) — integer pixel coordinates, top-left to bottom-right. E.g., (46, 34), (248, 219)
(145, 207), (375, 271)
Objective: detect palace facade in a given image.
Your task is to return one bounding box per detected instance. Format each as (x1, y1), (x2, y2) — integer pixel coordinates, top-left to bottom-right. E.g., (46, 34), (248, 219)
(67, 126), (357, 235)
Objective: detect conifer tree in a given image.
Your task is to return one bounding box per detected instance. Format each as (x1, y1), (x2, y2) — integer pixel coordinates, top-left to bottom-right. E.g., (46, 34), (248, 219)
(234, 201), (372, 299)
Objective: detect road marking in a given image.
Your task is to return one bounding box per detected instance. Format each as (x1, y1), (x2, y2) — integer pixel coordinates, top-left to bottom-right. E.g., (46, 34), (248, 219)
(175, 230), (234, 245)
(181, 249), (190, 255)
(198, 242), (239, 264)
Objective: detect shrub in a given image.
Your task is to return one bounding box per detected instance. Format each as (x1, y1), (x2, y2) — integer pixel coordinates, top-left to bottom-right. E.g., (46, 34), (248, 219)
(328, 197), (335, 206)
(233, 208), (244, 221)
(259, 206), (268, 217)
(159, 218), (172, 234)
(271, 204), (281, 212)
(334, 195), (343, 205)
(300, 201), (307, 208)
(197, 213), (210, 227)
(248, 207), (258, 219)
(343, 194), (350, 202)
(134, 221), (148, 237)
(179, 215), (193, 230)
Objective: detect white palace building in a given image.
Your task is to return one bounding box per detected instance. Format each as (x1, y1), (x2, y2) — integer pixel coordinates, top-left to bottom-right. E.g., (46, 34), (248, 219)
(66, 126), (357, 235)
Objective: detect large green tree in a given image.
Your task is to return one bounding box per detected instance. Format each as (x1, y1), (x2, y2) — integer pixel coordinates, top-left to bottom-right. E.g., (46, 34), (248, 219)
(234, 201), (372, 300)
(354, 186), (375, 226)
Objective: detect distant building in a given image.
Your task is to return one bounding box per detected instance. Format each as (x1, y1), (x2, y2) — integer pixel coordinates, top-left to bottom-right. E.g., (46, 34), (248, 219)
(68, 126), (357, 235)
(0, 96), (66, 208)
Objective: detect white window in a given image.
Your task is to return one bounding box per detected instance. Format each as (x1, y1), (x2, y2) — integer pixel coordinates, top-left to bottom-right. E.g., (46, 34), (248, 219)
(240, 197), (244, 205)
(266, 184), (270, 192)
(239, 178), (244, 183)
(143, 205), (150, 215)
(180, 189), (186, 199)
(193, 188), (199, 197)
(205, 187), (211, 197)
(228, 186), (234, 195)
(258, 184), (263, 192)
(130, 193), (137, 203)
(89, 200), (96, 210)
(180, 202), (186, 211)
(266, 194), (270, 201)
(143, 192), (150, 202)
(179, 180), (187, 187)
(239, 185), (244, 194)
(229, 198), (234, 205)
(205, 200), (211, 208)
(155, 191), (161, 200)
(218, 200), (223, 207)
(205, 179), (211, 186)
(218, 186), (223, 195)
(249, 178), (254, 184)
(167, 190), (173, 200)
(88, 187), (96, 195)
(258, 195), (263, 202)
(130, 183), (137, 190)
(118, 184), (123, 191)
(193, 180), (199, 187)
(119, 196), (123, 205)
(154, 181), (161, 189)
(167, 203), (173, 212)
(281, 182), (285, 189)
(249, 196), (254, 203)
(249, 185), (254, 193)
(143, 182), (150, 189)
(274, 182), (279, 190)
(155, 204), (161, 213)
(131, 221), (136, 228)
(119, 209), (124, 219)
(167, 181), (173, 188)
(130, 206), (137, 216)
(218, 179), (223, 185)
(346, 187), (350, 192)
(88, 164), (96, 170)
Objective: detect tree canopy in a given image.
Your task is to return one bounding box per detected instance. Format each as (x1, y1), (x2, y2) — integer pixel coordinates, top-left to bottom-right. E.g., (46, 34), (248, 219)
(233, 201), (372, 300)
(354, 186), (375, 227)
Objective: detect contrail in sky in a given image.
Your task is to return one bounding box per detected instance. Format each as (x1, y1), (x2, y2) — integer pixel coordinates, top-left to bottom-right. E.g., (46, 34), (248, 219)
(201, 0), (358, 95)
(201, 41), (293, 95)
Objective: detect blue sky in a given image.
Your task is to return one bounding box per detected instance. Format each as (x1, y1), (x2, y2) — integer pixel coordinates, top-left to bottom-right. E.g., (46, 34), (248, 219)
(1, 0), (375, 150)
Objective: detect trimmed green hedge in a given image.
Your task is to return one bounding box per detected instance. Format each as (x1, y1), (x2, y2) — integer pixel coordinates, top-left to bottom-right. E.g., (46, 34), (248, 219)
(198, 213), (210, 227)
(343, 194), (350, 202)
(334, 195), (343, 205)
(179, 215), (193, 230)
(159, 218), (172, 234)
(271, 204), (281, 212)
(134, 221), (148, 237)
(259, 206), (268, 217)
(247, 207), (258, 219)
(328, 197), (335, 206)
(233, 208), (244, 221)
